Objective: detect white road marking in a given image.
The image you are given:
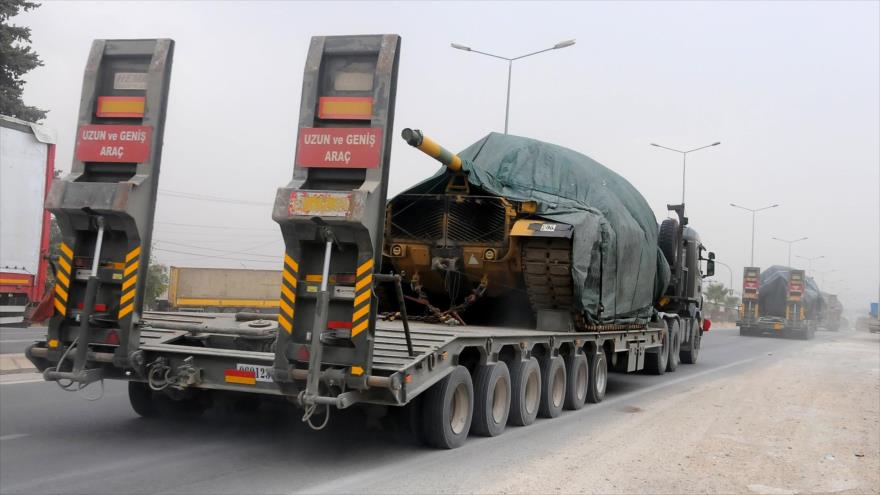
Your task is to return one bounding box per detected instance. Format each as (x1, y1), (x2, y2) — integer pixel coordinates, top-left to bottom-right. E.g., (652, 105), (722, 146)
(0, 433), (29, 442)
(0, 373), (44, 385)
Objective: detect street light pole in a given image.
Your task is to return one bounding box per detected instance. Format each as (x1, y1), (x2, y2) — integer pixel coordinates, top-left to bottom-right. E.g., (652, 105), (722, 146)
(795, 254), (825, 276)
(451, 39), (576, 134)
(714, 260), (734, 294)
(650, 142), (721, 204)
(771, 236), (808, 267)
(730, 203), (779, 266)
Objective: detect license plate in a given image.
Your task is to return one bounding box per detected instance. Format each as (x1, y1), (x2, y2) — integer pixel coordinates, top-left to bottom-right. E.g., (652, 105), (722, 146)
(236, 363), (273, 383)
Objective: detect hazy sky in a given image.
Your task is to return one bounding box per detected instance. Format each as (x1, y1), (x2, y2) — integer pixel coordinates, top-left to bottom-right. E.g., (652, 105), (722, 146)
(14, 1), (880, 312)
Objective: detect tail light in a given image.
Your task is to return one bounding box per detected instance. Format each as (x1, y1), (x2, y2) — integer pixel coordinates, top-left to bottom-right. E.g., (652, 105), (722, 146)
(105, 329), (120, 345)
(295, 345), (310, 363)
(702, 319), (712, 332)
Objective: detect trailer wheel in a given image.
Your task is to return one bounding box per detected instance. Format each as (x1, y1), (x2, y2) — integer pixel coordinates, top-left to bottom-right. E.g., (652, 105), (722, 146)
(681, 320), (701, 364)
(508, 357), (541, 426)
(472, 362), (511, 437)
(586, 351), (607, 404)
(128, 381), (159, 418)
(422, 365), (473, 449)
(646, 322), (669, 375)
(666, 319), (680, 372)
(539, 356), (566, 418)
(564, 352), (589, 410)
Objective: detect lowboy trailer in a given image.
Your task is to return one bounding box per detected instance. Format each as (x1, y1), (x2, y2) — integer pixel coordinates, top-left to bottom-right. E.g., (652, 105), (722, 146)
(27, 34), (710, 449)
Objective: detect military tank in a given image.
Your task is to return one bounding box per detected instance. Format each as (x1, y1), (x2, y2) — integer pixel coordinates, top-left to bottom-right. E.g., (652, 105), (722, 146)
(383, 129), (678, 330)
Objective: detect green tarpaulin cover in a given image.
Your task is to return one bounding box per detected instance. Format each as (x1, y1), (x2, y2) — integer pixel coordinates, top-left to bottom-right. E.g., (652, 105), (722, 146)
(397, 132), (670, 324)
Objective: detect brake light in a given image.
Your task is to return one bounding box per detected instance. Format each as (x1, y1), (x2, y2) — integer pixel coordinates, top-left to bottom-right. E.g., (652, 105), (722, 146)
(702, 319), (712, 332)
(295, 345), (310, 363)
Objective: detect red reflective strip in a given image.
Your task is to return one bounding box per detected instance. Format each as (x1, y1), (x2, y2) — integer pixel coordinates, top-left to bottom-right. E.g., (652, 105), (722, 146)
(224, 369), (256, 378)
(327, 320), (353, 329)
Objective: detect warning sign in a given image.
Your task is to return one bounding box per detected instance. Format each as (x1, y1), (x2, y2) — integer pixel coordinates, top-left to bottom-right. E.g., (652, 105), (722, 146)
(74, 124), (152, 163)
(295, 127), (382, 168)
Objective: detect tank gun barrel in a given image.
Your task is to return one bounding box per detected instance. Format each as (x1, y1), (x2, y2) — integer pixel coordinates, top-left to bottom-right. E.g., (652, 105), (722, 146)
(401, 128), (463, 172)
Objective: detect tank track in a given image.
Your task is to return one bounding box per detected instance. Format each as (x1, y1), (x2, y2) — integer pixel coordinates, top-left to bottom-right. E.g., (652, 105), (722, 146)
(521, 237), (575, 313)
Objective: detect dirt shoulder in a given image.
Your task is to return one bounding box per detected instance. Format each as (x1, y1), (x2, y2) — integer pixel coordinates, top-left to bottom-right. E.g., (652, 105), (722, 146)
(484, 331), (880, 494)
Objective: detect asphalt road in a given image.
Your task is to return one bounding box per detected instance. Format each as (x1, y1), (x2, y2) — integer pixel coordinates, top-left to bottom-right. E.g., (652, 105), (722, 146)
(0, 327), (46, 355)
(0, 326), (838, 495)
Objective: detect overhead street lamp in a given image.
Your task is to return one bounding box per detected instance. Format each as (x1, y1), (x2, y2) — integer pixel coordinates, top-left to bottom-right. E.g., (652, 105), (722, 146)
(771, 236), (808, 267)
(713, 260), (734, 294)
(451, 39), (576, 134)
(650, 141), (721, 204)
(795, 254), (825, 276)
(730, 203), (779, 266)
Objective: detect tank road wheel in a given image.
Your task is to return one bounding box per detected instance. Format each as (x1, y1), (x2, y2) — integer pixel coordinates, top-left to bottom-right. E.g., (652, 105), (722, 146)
(666, 319), (680, 372)
(422, 366), (474, 449)
(128, 381), (159, 418)
(658, 219), (680, 267)
(508, 357), (541, 426)
(539, 356), (566, 418)
(681, 320), (701, 365)
(646, 322), (669, 375)
(472, 362), (511, 437)
(564, 352), (589, 410)
(586, 351), (608, 404)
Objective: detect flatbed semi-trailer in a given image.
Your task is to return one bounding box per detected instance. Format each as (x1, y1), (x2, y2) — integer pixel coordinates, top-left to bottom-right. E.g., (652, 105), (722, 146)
(26, 35), (713, 450)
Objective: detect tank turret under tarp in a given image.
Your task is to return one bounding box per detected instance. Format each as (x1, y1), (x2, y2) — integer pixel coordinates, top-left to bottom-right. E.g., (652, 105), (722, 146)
(758, 265), (825, 319)
(386, 131), (670, 326)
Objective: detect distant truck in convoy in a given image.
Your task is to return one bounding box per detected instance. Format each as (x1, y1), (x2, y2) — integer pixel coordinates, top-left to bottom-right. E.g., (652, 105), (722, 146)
(737, 265), (823, 339)
(166, 267), (281, 313)
(26, 35), (719, 451)
(0, 116), (55, 326)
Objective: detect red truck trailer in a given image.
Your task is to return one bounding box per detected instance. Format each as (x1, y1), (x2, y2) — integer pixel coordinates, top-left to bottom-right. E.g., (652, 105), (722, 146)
(0, 115), (55, 326)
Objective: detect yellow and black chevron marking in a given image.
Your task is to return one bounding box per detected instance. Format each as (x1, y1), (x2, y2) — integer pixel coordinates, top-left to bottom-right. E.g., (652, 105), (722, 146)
(118, 246), (140, 320)
(278, 253), (298, 334)
(53, 242), (73, 316)
(351, 258), (374, 338)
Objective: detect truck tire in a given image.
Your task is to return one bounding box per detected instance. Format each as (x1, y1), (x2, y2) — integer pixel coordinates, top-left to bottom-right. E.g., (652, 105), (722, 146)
(646, 322), (669, 375)
(422, 365), (473, 449)
(472, 362), (511, 437)
(586, 351), (608, 404)
(658, 219), (679, 267)
(739, 326), (750, 337)
(666, 319), (680, 372)
(680, 320), (701, 365)
(508, 357), (541, 426)
(564, 352), (589, 410)
(539, 356), (566, 418)
(128, 381), (159, 418)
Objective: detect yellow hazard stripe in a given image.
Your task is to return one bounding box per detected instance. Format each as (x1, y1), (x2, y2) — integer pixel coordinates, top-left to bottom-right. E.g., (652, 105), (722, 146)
(355, 274), (372, 292)
(55, 284), (68, 302)
(279, 299), (294, 318)
(356, 259), (374, 277)
(60, 243), (73, 259)
(125, 246), (141, 262)
(284, 254), (299, 273)
(352, 303), (370, 321)
(58, 257), (71, 275)
(56, 271), (69, 288)
(282, 269), (297, 288)
(351, 319), (369, 337)
(124, 262), (139, 277)
(54, 298), (66, 315)
(354, 290), (370, 307)
(122, 275), (137, 291)
(120, 289), (135, 305)
(279, 315), (292, 333)
(280, 284), (295, 304)
(118, 303), (134, 319)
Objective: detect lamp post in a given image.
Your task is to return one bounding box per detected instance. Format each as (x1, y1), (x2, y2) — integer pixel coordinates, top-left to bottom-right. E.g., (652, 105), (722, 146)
(451, 40), (576, 134)
(714, 260), (734, 294)
(772, 236), (808, 267)
(730, 203), (779, 266)
(795, 254), (825, 276)
(650, 141), (721, 204)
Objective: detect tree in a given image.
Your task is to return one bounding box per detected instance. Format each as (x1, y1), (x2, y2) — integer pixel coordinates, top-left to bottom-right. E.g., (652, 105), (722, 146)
(0, 0), (47, 122)
(144, 249), (169, 310)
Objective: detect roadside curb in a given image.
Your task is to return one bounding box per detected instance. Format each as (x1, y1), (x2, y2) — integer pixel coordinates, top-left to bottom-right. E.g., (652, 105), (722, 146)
(0, 354), (37, 375)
